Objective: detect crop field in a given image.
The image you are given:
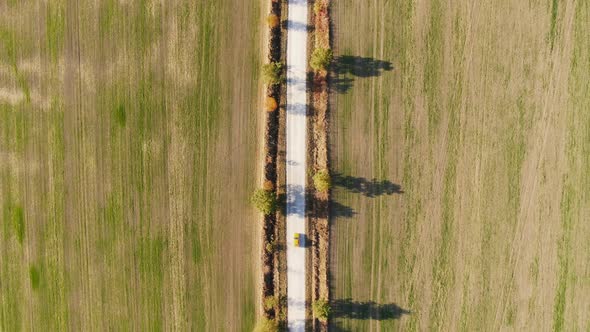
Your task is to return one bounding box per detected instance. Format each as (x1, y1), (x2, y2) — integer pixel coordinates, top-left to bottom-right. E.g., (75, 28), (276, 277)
(0, 0), (263, 330)
(330, 0), (589, 331)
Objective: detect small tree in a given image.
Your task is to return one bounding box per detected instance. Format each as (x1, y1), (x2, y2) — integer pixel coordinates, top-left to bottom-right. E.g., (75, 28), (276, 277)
(313, 169), (331, 192)
(251, 189), (277, 215)
(253, 317), (279, 332)
(265, 97), (278, 112)
(312, 299), (331, 321)
(310, 48), (333, 71)
(262, 62), (284, 86)
(266, 14), (280, 28)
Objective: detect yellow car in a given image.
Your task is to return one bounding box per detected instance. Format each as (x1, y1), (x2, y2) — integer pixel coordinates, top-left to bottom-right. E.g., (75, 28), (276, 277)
(294, 233), (301, 247)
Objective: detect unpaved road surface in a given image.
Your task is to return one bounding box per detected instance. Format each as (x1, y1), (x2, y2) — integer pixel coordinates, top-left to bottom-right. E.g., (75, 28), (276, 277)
(285, 0), (308, 330)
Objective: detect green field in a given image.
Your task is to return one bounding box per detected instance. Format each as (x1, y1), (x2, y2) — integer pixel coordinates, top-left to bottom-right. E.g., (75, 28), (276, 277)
(0, 1), (263, 330)
(330, 0), (590, 331)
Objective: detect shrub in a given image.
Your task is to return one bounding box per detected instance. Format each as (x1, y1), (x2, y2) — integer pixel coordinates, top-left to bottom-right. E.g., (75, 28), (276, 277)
(313, 169), (331, 192)
(265, 97), (278, 112)
(262, 62), (284, 86)
(312, 299), (331, 321)
(253, 317), (279, 332)
(263, 296), (278, 310)
(251, 189), (277, 215)
(263, 180), (274, 191)
(310, 48), (333, 71)
(266, 14), (280, 28)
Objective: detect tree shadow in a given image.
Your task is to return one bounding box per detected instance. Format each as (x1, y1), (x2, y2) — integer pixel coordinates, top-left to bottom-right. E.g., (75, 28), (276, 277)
(332, 55), (394, 93)
(278, 186), (356, 219)
(283, 19), (314, 33)
(284, 184), (305, 217)
(286, 65), (308, 94)
(286, 102), (307, 116)
(330, 200), (356, 218)
(331, 298), (410, 320)
(333, 173), (403, 197)
(329, 322), (352, 332)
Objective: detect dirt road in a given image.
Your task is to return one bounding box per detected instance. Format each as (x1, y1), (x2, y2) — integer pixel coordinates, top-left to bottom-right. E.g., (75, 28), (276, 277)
(285, 0), (308, 330)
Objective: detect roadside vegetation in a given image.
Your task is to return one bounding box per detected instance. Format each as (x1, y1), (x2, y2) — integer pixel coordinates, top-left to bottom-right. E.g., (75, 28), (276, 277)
(313, 169), (331, 192)
(262, 62), (285, 85)
(265, 97), (278, 112)
(312, 299), (331, 321)
(267, 14), (280, 29)
(257, 0), (285, 328)
(309, 1), (332, 331)
(253, 317), (279, 332)
(263, 296), (278, 311)
(310, 48), (333, 71)
(252, 189), (278, 215)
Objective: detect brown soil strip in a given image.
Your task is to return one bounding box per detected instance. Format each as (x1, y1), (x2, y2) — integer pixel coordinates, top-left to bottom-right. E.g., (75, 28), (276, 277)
(260, 0), (286, 324)
(275, 0), (290, 329)
(308, 0), (331, 331)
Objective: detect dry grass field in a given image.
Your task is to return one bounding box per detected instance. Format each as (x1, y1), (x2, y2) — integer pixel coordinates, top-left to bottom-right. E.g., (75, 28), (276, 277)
(0, 0), (263, 330)
(330, 0), (589, 331)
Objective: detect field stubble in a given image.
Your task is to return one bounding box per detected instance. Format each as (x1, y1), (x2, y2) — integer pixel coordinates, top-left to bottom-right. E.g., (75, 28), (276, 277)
(0, 0), (264, 330)
(330, 0), (590, 331)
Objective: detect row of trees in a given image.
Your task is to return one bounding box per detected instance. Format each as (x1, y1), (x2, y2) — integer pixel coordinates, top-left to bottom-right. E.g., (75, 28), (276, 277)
(257, 9), (284, 331)
(254, 299), (331, 331)
(262, 41), (333, 87)
(262, 47), (333, 88)
(252, 170), (330, 215)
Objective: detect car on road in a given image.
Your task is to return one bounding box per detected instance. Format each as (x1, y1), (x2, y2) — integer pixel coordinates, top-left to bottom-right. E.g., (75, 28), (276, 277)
(294, 233), (303, 247)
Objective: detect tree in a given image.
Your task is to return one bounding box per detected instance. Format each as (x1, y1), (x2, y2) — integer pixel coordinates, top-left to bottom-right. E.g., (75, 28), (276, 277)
(310, 48), (333, 71)
(265, 97), (278, 112)
(313, 169), (331, 192)
(312, 299), (331, 321)
(262, 62), (284, 86)
(251, 189), (278, 215)
(266, 14), (280, 28)
(253, 317), (279, 332)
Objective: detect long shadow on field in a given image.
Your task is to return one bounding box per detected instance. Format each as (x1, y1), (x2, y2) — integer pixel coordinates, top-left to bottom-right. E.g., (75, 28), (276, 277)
(333, 173), (403, 197)
(332, 55), (393, 93)
(330, 200), (356, 218)
(329, 323), (352, 332)
(331, 298), (410, 320)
